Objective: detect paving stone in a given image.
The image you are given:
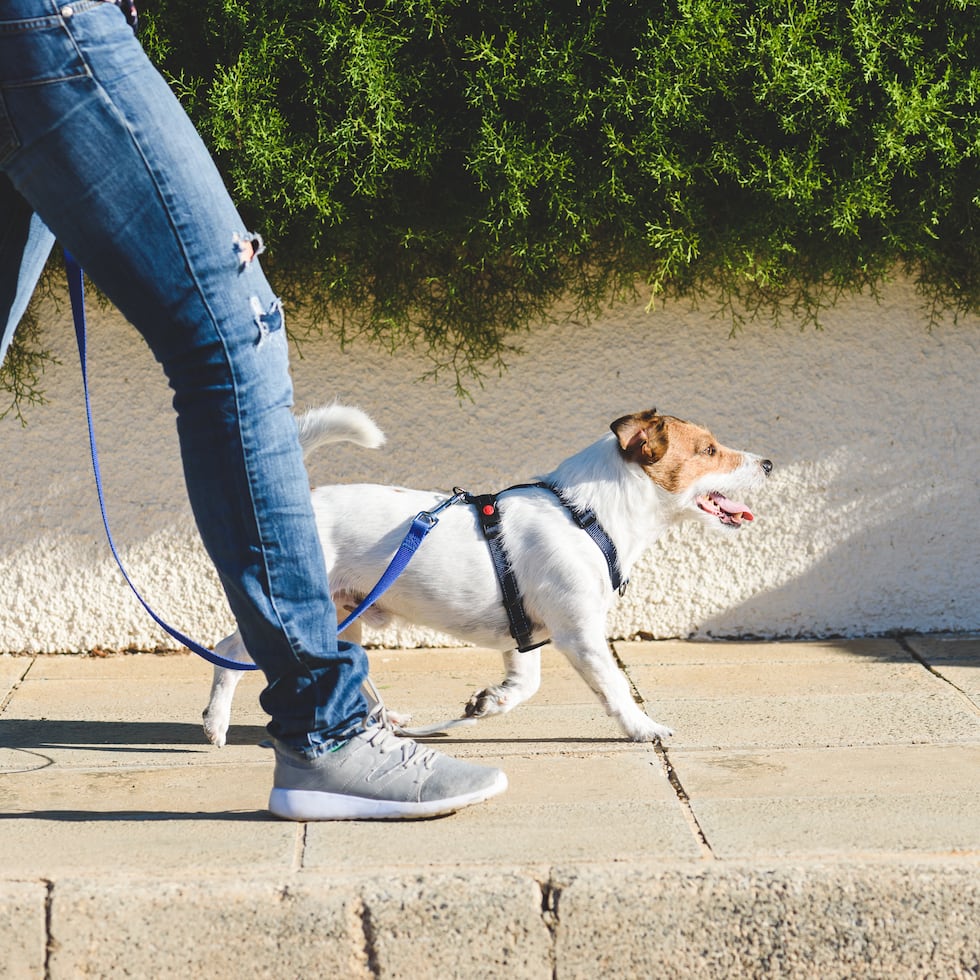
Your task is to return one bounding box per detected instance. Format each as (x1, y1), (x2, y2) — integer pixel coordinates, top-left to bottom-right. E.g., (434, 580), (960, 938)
(905, 634), (980, 709)
(626, 652), (980, 749)
(643, 692), (980, 750)
(362, 872), (552, 979)
(627, 658), (943, 698)
(0, 763), (295, 875)
(0, 666), (269, 769)
(614, 637), (912, 666)
(25, 651), (219, 681)
(49, 877), (359, 979)
(3, 641), (979, 978)
(0, 880), (47, 980)
(0, 656), (30, 702)
(303, 753), (699, 868)
(672, 744), (980, 858)
(904, 633), (980, 665)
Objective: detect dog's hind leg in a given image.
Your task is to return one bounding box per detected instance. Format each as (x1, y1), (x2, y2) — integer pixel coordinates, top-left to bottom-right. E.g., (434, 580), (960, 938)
(465, 648), (542, 719)
(552, 625), (673, 742)
(202, 631), (252, 747)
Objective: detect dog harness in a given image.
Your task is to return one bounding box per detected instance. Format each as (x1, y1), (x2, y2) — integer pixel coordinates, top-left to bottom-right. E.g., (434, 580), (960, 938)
(462, 482), (627, 653)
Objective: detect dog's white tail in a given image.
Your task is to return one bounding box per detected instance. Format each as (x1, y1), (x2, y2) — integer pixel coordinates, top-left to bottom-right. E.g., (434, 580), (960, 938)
(296, 404), (386, 458)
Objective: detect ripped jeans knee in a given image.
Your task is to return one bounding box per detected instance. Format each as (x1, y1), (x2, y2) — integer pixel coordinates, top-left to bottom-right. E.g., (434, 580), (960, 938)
(233, 231), (284, 346)
(233, 231), (265, 269)
(250, 294), (284, 346)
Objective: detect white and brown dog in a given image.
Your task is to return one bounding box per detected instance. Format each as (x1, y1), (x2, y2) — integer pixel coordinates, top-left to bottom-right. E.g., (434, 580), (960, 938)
(203, 404), (772, 745)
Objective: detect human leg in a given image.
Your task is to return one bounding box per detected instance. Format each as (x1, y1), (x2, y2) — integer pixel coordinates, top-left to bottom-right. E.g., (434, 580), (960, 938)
(0, 0), (365, 746)
(0, 1), (507, 816)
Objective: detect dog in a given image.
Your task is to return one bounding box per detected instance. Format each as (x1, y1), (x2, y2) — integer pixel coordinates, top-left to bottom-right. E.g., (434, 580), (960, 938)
(202, 404), (772, 746)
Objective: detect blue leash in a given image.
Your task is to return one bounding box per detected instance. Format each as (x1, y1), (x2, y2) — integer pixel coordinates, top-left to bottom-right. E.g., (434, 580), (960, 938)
(335, 489), (466, 634)
(64, 252), (447, 671)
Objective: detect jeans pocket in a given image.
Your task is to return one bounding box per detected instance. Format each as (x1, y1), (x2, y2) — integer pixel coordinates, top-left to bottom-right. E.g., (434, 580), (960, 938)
(0, 92), (19, 166)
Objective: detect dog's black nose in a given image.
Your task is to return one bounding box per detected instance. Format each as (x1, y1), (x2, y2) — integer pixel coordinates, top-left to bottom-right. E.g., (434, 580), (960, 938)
(761, 459), (773, 476)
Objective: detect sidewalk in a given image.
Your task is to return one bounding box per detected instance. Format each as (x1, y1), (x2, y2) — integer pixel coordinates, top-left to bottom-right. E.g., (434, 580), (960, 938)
(2, 635), (978, 978)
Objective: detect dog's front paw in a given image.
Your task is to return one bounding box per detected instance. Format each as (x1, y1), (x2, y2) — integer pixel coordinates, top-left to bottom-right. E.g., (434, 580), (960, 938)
(202, 705), (230, 748)
(624, 716), (674, 742)
(464, 685), (511, 719)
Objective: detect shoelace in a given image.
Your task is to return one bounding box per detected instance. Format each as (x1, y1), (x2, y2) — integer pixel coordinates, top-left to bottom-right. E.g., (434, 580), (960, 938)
(363, 723), (438, 771)
(361, 681), (439, 770)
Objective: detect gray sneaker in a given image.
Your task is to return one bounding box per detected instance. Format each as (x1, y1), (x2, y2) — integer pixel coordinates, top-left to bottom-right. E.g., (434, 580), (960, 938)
(268, 716), (508, 821)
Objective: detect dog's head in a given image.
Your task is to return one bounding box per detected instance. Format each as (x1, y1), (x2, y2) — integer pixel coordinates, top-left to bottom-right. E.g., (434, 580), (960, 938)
(611, 409), (772, 531)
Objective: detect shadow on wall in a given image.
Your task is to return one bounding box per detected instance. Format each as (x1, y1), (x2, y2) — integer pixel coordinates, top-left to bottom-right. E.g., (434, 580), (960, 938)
(682, 446), (975, 639)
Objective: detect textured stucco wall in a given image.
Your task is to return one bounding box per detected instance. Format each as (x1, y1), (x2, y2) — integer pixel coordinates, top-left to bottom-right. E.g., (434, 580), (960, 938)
(0, 276), (976, 653)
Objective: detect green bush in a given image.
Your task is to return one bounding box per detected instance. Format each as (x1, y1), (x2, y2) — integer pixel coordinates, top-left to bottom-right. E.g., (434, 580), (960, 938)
(7, 0), (980, 411)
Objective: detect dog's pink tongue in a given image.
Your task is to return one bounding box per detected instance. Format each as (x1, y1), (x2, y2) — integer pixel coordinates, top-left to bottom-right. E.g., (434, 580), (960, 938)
(712, 492), (754, 521)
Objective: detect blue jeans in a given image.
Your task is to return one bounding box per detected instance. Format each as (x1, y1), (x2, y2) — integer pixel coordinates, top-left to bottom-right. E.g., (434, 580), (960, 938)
(0, 0), (368, 749)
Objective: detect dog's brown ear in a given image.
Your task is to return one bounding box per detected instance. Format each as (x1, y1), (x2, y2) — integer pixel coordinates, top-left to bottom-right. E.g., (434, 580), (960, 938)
(611, 410), (667, 464)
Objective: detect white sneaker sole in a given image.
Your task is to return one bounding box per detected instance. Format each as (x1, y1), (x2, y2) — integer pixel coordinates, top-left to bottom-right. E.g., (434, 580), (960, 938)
(268, 770), (508, 821)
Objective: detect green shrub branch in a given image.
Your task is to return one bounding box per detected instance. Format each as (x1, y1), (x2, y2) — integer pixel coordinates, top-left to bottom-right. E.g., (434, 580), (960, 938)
(6, 0), (979, 410)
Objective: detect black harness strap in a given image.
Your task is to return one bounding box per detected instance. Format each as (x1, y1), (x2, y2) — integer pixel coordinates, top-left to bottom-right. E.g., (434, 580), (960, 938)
(467, 492), (546, 652)
(535, 482), (628, 594)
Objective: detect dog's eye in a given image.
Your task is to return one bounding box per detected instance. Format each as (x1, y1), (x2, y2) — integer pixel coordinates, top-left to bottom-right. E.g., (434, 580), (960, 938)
(701, 445), (716, 456)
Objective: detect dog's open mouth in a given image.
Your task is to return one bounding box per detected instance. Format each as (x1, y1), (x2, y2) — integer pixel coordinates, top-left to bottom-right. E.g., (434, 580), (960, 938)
(696, 491), (754, 527)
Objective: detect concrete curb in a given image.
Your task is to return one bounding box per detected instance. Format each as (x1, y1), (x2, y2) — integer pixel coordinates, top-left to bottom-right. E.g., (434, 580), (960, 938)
(4, 862), (979, 978)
